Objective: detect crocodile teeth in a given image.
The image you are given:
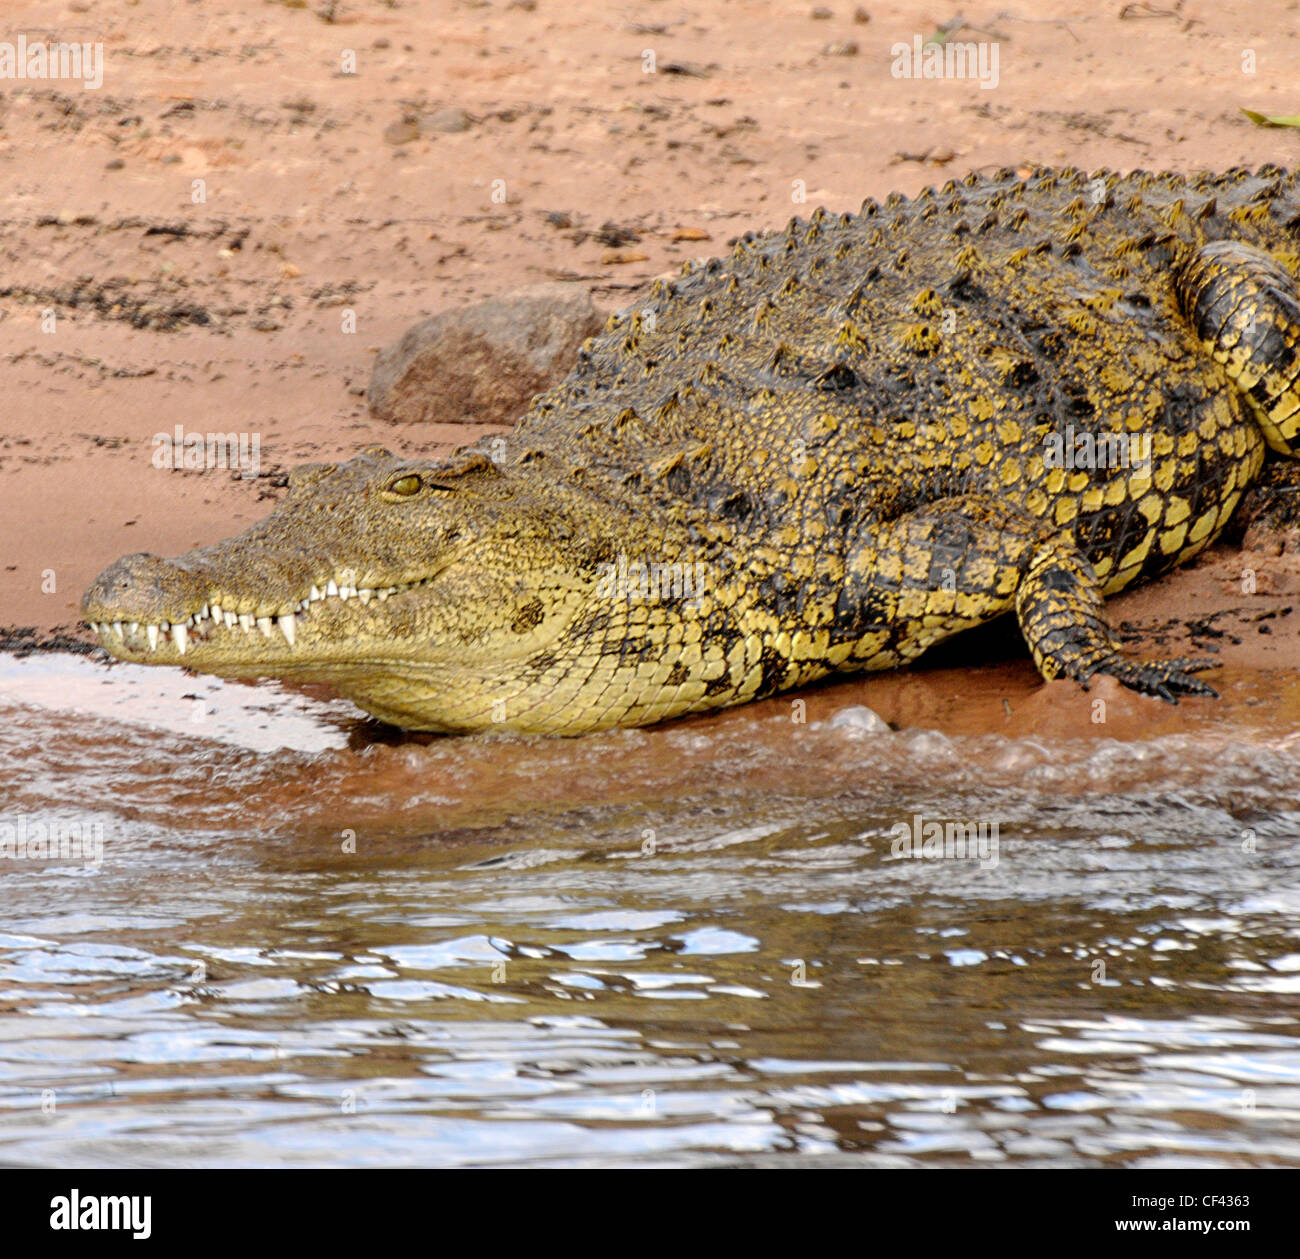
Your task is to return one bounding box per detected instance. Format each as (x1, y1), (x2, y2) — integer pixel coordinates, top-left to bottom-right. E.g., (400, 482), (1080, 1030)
(171, 623), (188, 655)
(146, 624), (159, 651)
(166, 577), (426, 640)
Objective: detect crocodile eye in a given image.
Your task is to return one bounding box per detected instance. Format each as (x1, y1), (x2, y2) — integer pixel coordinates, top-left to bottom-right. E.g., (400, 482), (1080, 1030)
(387, 473), (422, 496)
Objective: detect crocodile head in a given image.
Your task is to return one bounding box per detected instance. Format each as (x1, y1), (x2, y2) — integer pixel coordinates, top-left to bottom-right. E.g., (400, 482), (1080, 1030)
(81, 446), (612, 733)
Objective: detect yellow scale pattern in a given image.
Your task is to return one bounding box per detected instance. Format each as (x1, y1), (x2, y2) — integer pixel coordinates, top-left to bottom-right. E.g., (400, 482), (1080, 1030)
(484, 165), (1300, 730)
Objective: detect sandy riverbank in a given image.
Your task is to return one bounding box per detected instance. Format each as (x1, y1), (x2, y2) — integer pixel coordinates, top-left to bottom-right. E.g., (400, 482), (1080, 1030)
(1, 0), (1297, 727)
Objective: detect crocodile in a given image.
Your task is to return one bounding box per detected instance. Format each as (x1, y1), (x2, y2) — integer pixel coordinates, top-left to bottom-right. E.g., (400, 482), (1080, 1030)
(83, 165), (1300, 734)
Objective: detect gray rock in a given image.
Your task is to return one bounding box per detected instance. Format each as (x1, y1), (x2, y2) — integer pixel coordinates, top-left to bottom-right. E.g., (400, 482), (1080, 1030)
(367, 285), (606, 426)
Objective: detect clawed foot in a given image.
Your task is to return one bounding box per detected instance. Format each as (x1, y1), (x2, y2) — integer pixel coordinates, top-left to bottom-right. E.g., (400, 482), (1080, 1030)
(1081, 655), (1220, 704)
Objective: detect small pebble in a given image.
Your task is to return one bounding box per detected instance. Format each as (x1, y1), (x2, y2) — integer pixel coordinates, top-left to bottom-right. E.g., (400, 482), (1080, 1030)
(829, 706), (890, 735)
(383, 118), (419, 145)
(421, 107), (472, 135)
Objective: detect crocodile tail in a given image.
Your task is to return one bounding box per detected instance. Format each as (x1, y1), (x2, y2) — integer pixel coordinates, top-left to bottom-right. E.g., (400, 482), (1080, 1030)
(1175, 239), (1300, 456)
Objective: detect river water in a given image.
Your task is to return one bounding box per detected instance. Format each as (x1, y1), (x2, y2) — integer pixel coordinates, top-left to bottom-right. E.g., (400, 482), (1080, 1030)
(1, 650), (1299, 1167)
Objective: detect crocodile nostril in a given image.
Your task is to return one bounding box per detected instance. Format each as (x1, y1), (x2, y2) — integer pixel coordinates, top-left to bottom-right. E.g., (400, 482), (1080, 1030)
(81, 553), (205, 623)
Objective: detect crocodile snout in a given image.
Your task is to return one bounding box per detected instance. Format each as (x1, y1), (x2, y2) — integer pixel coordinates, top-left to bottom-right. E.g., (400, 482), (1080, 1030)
(81, 552), (205, 626)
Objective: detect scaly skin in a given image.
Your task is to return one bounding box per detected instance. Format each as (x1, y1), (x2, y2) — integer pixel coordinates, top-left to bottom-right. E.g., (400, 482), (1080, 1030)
(83, 165), (1300, 733)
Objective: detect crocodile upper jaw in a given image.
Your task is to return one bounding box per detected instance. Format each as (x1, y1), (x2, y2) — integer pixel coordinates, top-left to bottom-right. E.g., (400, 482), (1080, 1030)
(81, 551), (456, 671)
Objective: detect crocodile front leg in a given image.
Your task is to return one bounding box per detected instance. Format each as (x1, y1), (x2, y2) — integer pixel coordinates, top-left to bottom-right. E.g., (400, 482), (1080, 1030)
(838, 494), (1218, 702)
(1013, 529), (1217, 701)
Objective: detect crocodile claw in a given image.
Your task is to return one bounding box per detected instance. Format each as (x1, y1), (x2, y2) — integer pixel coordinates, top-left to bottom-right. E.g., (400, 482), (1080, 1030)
(1083, 655), (1220, 704)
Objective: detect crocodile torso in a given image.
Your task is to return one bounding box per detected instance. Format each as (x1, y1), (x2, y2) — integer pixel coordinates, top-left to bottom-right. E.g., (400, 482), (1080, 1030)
(83, 165), (1300, 733)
